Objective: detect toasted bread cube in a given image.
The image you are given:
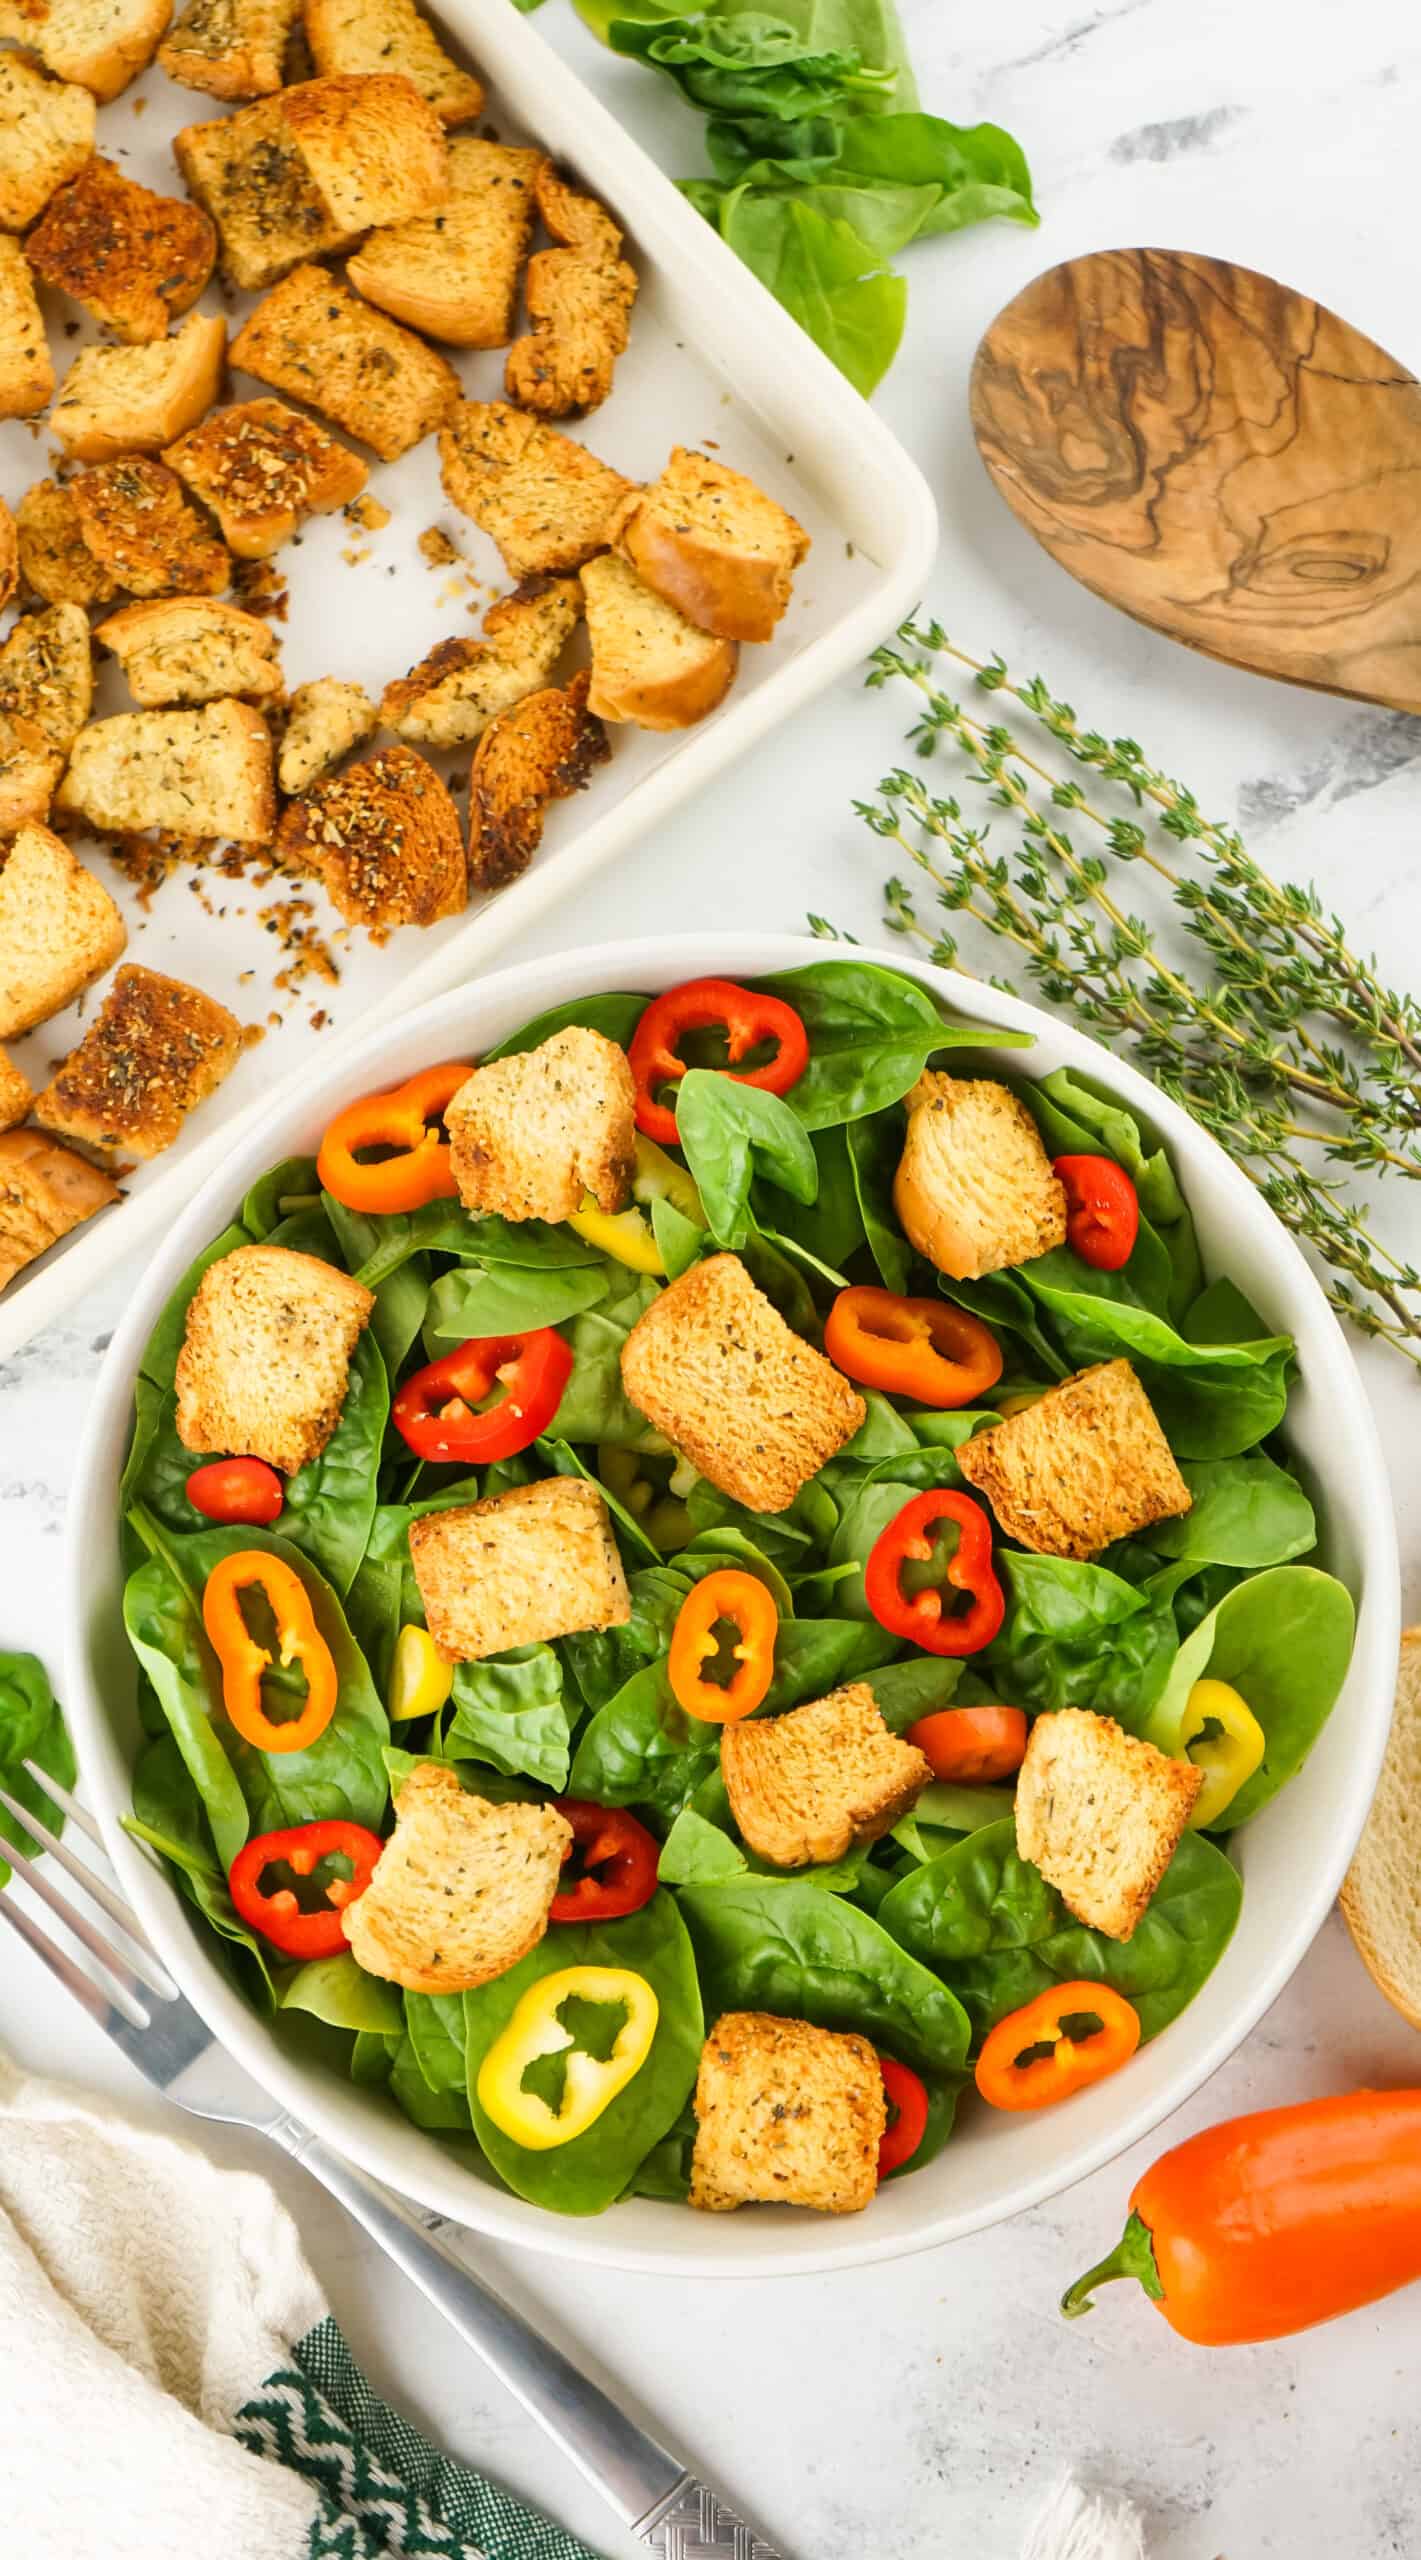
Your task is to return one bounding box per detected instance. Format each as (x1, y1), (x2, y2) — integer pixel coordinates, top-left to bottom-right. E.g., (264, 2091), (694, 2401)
(895, 1072), (1068, 1281)
(505, 163), (636, 419)
(721, 1684), (931, 1870)
(608, 448), (809, 646)
(163, 397), (367, 558)
(343, 1763), (570, 1994)
(175, 1238), (373, 1469)
(0, 821), (126, 1041)
(348, 137), (542, 348)
(0, 1047), (31, 1134)
(0, 726), (61, 837)
(690, 2012), (885, 2216)
(1016, 1708), (1202, 1942)
(0, 1127), (119, 1293)
(277, 676), (374, 793)
(280, 69), (445, 230)
(159, 0), (302, 97)
(174, 91), (354, 290)
(0, 238), (54, 421)
(468, 667), (609, 893)
(305, 0), (482, 126)
(33, 963), (245, 1161)
(958, 1358), (1191, 1560)
(0, 0), (169, 98)
(275, 742), (463, 934)
(231, 263), (460, 462)
(16, 479), (117, 608)
(0, 55), (95, 231)
(446, 1025), (635, 1225)
(97, 598), (282, 706)
(409, 1476), (631, 1664)
(621, 1254), (866, 1515)
(56, 700), (274, 842)
(0, 601), (94, 832)
(439, 400), (633, 577)
(381, 576), (581, 752)
(50, 310), (227, 464)
(582, 551), (737, 731)
(70, 455), (230, 599)
(27, 157), (216, 344)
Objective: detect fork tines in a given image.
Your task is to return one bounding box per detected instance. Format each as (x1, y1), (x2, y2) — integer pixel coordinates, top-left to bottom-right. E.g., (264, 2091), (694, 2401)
(0, 1764), (177, 2026)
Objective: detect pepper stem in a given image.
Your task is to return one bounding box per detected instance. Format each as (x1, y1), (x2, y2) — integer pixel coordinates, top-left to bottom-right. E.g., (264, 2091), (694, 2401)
(1060, 2210), (1164, 2321)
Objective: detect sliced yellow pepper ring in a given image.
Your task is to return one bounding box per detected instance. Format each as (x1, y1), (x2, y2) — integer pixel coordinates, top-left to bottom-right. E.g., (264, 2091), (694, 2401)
(388, 1623), (454, 1723)
(1180, 1677), (1266, 1828)
(567, 1133), (702, 1274)
(477, 1965), (659, 2151)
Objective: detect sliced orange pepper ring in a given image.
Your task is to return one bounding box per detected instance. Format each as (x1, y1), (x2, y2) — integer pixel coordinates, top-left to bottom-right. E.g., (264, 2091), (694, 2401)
(975, 1981), (1141, 2113)
(667, 1568), (779, 1724)
(825, 1286), (1003, 1409)
(317, 1061), (470, 1214)
(202, 1550), (339, 1755)
(907, 1704), (1027, 1783)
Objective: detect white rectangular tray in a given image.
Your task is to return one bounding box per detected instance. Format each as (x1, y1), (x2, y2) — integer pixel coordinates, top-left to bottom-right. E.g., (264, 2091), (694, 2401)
(0, 0), (936, 1357)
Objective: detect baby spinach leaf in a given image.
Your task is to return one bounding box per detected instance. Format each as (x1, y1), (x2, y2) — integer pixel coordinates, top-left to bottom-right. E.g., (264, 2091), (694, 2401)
(0, 1652), (73, 1887)
(485, 992), (649, 1059)
(711, 187), (907, 395)
(674, 1070), (818, 1249)
(279, 1333), (389, 1597)
(560, 1564), (693, 1712)
(651, 1193), (706, 1281)
(123, 1551), (253, 1869)
(242, 1156), (321, 1241)
(390, 2022), (472, 2132)
(569, 1661), (722, 1818)
(446, 1645), (575, 1790)
(127, 1733), (276, 2007)
(845, 1107), (911, 1290)
(678, 1877), (970, 2072)
(982, 1551), (1179, 1729)
(544, 1265), (665, 1445)
(1141, 1454), (1315, 1569)
(763, 1613), (900, 1707)
(861, 1656), (962, 1730)
(833, 110), (1035, 231)
(403, 1990), (471, 2102)
(890, 1780), (1016, 1864)
(279, 1955), (403, 2039)
(1143, 1565), (1355, 1828)
(424, 1254), (610, 1344)
(756, 961), (1027, 1127)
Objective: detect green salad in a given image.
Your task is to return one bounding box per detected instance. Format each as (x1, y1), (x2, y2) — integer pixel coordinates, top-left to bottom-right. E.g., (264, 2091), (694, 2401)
(117, 959), (1356, 2220)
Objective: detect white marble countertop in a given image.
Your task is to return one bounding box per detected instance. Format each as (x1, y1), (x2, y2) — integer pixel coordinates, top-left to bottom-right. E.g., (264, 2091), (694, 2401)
(5, 2), (1421, 2552)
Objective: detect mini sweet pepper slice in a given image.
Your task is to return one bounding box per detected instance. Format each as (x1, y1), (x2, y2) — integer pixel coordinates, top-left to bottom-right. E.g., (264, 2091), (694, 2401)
(476, 1965), (659, 2150)
(976, 1982), (1141, 2112)
(567, 1130), (703, 1274)
(317, 1061), (470, 1214)
(391, 1327), (572, 1465)
(667, 1567), (778, 1722)
(864, 1489), (1005, 1657)
(1178, 1677), (1266, 1828)
(228, 1818), (384, 1959)
(202, 1550), (339, 1754)
(824, 1286), (1002, 1409)
(628, 976), (809, 1145)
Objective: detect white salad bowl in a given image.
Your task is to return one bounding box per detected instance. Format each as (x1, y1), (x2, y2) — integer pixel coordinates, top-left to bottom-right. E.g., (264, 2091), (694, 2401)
(64, 934), (1400, 2277)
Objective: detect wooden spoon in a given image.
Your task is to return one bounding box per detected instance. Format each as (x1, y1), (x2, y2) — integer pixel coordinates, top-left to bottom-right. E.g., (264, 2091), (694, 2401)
(970, 247), (1421, 714)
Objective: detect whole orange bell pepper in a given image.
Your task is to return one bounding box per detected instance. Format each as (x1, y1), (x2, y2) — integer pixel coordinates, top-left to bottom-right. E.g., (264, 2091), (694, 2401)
(316, 1061), (470, 1214)
(667, 1568), (778, 1723)
(976, 1981), (1140, 2112)
(825, 1286), (1002, 1408)
(202, 1550), (339, 1754)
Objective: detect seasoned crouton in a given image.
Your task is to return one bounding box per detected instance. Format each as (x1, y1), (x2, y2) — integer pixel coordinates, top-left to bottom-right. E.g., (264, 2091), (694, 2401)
(690, 2012), (884, 2216)
(0, 821), (125, 1040)
(50, 311), (227, 463)
(280, 69), (445, 229)
(231, 263), (459, 462)
(97, 597), (282, 706)
(582, 551), (737, 731)
(342, 1763), (570, 1994)
(505, 163), (636, 419)
(894, 1072), (1068, 1281)
(348, 138), (542, 348)
(408, 1476), (632, 1664)
(173, 91), (354, 289)
(0, 724), (62, 838)
(439, 400), (632, 577)
(0, 0), (170, 98)
(159, 0), (302, 97)
(0, 55), (96, 231)
(277, 675), (374, 792)
(305, 0), (482, 127)
(275, 743), (463, 933)
(56, 699), (274, 840)
(163, 397), (366, 558)
(721, 1684), (931, 1870)
(33, 963), (245, 1161)
(1016, 1708), (1202, 1942)
(0, 601), (93, 832)
(0, 496), (15, 615)
(467, 668), (609, 893)
(958, 1358), (1191, 1560)
(27, 157), (216, 344)
(15, 479), (117, 608)
(70, 455), (230, 599)
(0, 1047), (31, 1134)
(0, 1128), (119, 1293)
(446, 1025), (635, 1225)
(609, 448), (810, 645)
(621, 1254), (866, 1515)
(381, 575), (581, 752)
(174, 1238), (373, 1468)
(0, 239), (55, 422)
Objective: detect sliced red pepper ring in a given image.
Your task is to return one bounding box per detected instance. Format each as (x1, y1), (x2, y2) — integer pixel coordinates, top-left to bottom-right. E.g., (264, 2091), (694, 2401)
(878, 2054), (931, 2177)
(667, 1568), (779, 1723)
(628, 976), (810, 1146)
(976, 1982), (1141, 2113)
(228, 1818), (384, 1959)
(317, 1061), (471, 1215)
(824, 1287), (1003, 1410)
(202, 1550), (339, 1755)
(549, 1799), (660, 1922)
(1053, 1153), (1140, 1273)
(391, 1327), (572, 1465)
(864, 1489), (1005, 1658)
(186, 1456), (285, 1525)
(907, 1704), (1027, 1784)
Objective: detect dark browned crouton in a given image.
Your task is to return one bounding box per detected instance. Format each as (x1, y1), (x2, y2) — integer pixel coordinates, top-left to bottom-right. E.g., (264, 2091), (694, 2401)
(69, 456), (230, 600)
(159, 0), (303, 99)
(467, 668), (610, 894)
(27, 155), (218, 342)
(32, 963), (246, 1161)
(276, 743), (465, 934)
(163, 397), (367, 558)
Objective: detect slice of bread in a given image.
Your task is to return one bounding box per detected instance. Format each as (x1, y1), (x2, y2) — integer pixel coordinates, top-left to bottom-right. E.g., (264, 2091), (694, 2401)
(33, 962), (246, 1160)
(16, 478), (118, 608)
(0, 820), (126, 1041)
(608, 447), (810, 645)
(0, 55), (96, 231)
(505, 162), (636, 419)
(176, 1238), (373, 1467)
(305, 0), (483, 127)
(439, 399), (633, 576)
(97, 598), (282, 706)
(50, 310), (227, 463)
(342, 1764), (571, 1995)
(0, 0), (170, 99)
(958, 1358), (1191, 1560)
(163, 396), (367, 558)
(0, 1127), (120, 1294)
(231, 262), (460, 461)
(1015, 1707), (1202, 1942)
(445, 1024), (636, 1224)
(0, 1046), (32, 1134)
(1341, 1629), (1421, 2027)
(275, 742), (464, 933)
(721, 1683), (931, 1869)
(56, 699), (275, 840)
(71, 455), (231, 598)
(159, 0), (302, 97)
(690, 2012), (885, 2215)
(348, 136), (543, 349)
(277, 676), (374, 792)
(467, 667), (609, 892)
(894, 1071), (1068, 1280)
(381, 575), (581, 751)
(408, 1476), (632, 1663)
(26, 155), (215, 343)
(0, 238), (55, 421)
(582, 550), (738, 730)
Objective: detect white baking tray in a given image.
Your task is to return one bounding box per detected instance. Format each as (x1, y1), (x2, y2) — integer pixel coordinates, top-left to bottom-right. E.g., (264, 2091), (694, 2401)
(0, 0), (936, 1358)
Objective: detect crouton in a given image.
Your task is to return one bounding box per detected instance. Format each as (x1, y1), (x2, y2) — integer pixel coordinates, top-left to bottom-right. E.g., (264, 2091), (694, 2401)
(173, 91), (354, 289)
(69, 455), (230, 602)
(0, 496), (15, 615)
(689, 2012), (884, 2216)
(0, 821), (125, 1040)
(279, 69), (445, 229)
(305, 0), (483, 127)
(159, 0), (302, 97)
(381, 575), (581, 752)
(275, 743), (463, 934)
(0, 0), (170, 99)
(621, 1253), (865, 1515)
(0, 725), (62, 839)
(408, 1476), (632, 1664)
(49, 310), (227, 463)
(0, 239), (55, 422)
(342, 1763), (570, 1994)
(26, 157), (216, 345)
(231, 262), (459, 462)
(0, 601), (93, 832)
(0, 1047), (32, 1133)
(56, 699), (274, 841)
(721, 1684), (931, 1870)
(174, 1238), (373, 1468)
(439, 400), (632, 577)
(347, 137), (542, 348)
(893, 1071), (1067, 1281)
(15, 479), (117, 608)
(33, 963), (245, 1161)
(1016, 1707), (1202, 1942)
(0, 1127), (119, 1294)
(467, 668), (609, 893)
(163, 397), (367, 558)
(505, 163), (636, 419)
(582, 551), (737, 731)
(0, 55), (96, 231)
(97, 597), (282, 706)
(609, 448), (809, 646)
(957, 1358), (1191, 1560)
(277, 674), (374, 792)
(445, 1024), (635, 1224)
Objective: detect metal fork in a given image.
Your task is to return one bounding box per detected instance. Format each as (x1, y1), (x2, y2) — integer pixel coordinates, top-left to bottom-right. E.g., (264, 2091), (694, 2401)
(0, 1762), (784, 2559)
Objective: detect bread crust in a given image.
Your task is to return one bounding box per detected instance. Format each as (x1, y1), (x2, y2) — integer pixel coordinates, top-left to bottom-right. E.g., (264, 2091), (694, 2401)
(0, 239), (55, 421)
(608, 447), (810, 645)
(0, 0), (171, 100)
(958, 1358), (1192, 1560)
(690, 2012), (885, 2215)
(70, 455), (231, 598)
(163, 397), (367, 557)
(582, 550), (737, 730)
(56, 699), (275, 841)
(467, 668), (610, 892)
(438, 400), (632, 576)
(159, 0), (302, 98)
(0, 55), (95, 231)
(1015, 1707), (1203, 1942)
(348, 137), (543, 349)
(408, 1476), (632, 1663)
(0, 1128), (120, 1294)
(445, 1024), (635, 1225)
(305, 0), (483, 126)
(175, 1238), (373, 1468)
(721, 1684), (931, 1869)
(342, 1764), (571, 1995)
(1341, 1629), (1421, 2027)
(0, 820), (125, 1041)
